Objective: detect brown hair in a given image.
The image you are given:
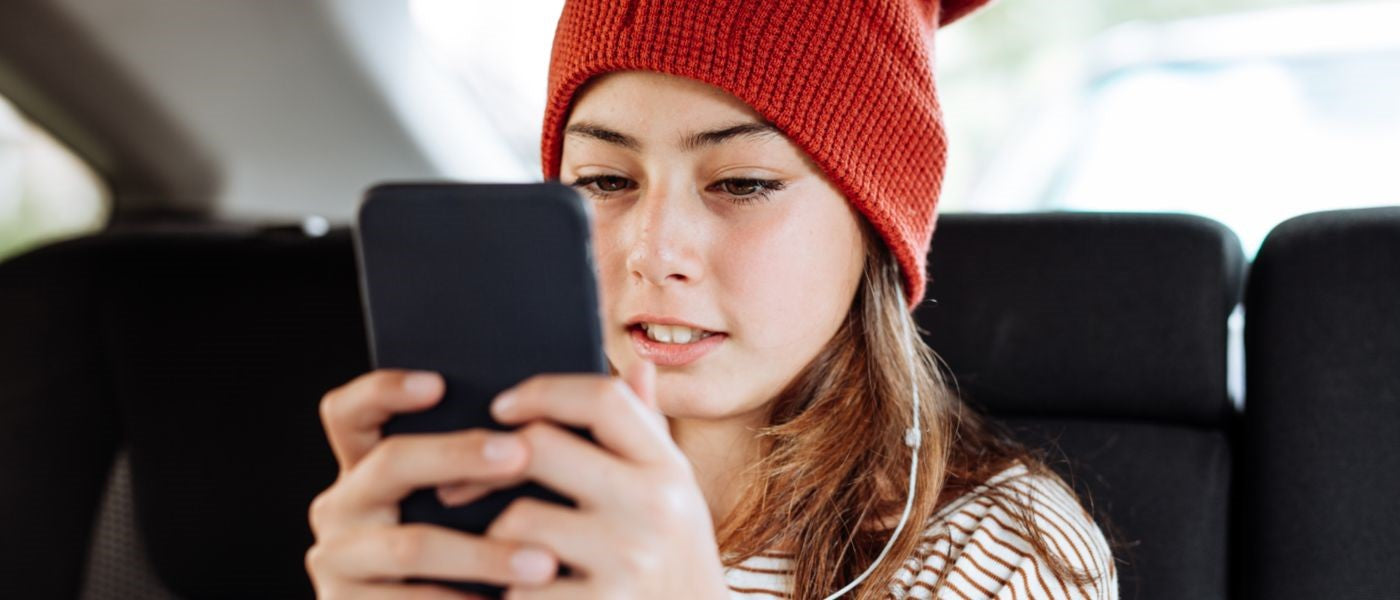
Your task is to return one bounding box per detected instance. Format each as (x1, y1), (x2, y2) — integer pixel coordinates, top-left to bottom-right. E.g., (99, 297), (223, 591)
(714, 220), (1105, 598)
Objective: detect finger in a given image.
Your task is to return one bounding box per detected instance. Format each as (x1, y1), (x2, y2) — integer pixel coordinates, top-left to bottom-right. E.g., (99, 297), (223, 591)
(490, 375), (675, 464)
(310, 523), (558, 586)
(504, 579), (591, 600)
(623, 359), (657, 411)
(321, 370), (444, 471)
(437, 475), (528, 507)
(512, 422), (633, 509)
(486, 497), (610, 573)
(340, 429), (529, 512)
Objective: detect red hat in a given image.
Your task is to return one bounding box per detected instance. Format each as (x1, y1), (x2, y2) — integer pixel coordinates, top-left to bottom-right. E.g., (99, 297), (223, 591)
(542, 0), (992, 309)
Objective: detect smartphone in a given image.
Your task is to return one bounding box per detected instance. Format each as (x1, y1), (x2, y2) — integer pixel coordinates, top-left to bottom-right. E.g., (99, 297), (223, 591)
(353, 182), (609, 596)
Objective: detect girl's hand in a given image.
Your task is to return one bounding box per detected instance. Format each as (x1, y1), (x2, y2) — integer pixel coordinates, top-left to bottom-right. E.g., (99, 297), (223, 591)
(305, 369), (562, 599)
(474, 360), (731, 600)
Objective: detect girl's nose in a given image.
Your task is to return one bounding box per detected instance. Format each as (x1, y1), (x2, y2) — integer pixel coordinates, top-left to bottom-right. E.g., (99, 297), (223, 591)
(625, 183), (704, 288)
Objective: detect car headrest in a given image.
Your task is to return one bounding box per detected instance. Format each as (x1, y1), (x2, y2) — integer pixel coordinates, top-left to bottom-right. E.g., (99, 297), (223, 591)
(916, 213), (1245, 427)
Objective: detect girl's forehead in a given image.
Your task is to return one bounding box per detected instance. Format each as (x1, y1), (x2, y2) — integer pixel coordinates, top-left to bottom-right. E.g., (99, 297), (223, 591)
(562, 71), (828, 173)
(568, 71), (766, 132)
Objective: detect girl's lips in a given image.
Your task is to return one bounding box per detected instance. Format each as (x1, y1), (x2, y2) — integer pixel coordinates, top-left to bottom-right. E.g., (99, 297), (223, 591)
(629, 327), (727, 367)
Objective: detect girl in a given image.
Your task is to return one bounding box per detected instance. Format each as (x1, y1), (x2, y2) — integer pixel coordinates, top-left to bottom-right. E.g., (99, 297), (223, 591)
(306, 0), (1116, 598)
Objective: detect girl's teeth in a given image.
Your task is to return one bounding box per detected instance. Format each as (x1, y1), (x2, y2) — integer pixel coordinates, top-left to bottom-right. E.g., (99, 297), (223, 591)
(642, 323), (711, 344)
(673, 327), (693, 344)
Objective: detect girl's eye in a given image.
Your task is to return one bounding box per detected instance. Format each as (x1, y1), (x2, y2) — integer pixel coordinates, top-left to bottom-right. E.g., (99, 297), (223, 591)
(594, 176), (631, 192)
(568, 175), (635, 198)
(710, 178), (786, 204)
(720, 180), (761, 196)
(568, 175), (785, 204)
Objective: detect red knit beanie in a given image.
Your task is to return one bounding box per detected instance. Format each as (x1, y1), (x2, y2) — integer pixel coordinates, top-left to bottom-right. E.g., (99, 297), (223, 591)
(541, 0), (992, 310)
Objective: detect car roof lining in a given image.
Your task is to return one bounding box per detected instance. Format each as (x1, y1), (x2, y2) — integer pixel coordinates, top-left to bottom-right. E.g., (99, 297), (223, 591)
(0, 0), (217, 220)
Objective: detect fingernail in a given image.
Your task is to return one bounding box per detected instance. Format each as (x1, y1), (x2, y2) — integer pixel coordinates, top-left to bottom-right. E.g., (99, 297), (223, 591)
(436, 484), (461, 505)
(403, 372), (439, 396)
(510, 548), (555, 582)
(482, 434), (522, 462)
(491, 391), (517, 418)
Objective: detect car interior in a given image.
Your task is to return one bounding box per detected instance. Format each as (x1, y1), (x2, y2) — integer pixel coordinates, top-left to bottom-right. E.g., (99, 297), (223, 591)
(1, 1), (1397, 599)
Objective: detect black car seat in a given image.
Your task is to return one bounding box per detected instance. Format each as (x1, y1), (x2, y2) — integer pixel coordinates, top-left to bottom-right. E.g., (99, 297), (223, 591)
(0, 226), (366, 599)
(915, 213), (1245, 600)
(2, 213), (1246, 599)
(1, 235), (128, 598)
(1240, 207), (1400, 599)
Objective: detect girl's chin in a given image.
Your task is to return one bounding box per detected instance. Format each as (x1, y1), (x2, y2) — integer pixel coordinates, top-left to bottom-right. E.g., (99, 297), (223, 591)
(655, 389), (769, 423)
(656, 392), (723, 420)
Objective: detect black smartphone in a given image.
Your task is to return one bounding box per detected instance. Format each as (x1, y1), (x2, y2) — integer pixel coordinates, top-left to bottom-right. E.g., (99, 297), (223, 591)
(353, 182), (609, 596)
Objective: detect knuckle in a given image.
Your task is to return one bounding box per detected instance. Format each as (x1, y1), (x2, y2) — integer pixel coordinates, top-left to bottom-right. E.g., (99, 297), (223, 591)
(304, 543), (328, 576)
(448, 429), (503, 471)
(386, 526), (429, 569)
(517, 422), (553, 445)
(318, 387), (346, 426)
(365, 370), (401, 397)
(491, 498), (541, 538)
(307, 489), (338, 534)
(613, 542), (661, 578)
(358, 440), (402, 485)
(321, 370), (389, 426)
(442, 431), (482, 466)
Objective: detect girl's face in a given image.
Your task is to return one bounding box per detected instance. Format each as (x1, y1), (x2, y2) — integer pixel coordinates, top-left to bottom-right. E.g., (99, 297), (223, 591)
(561, 71), (865, 423)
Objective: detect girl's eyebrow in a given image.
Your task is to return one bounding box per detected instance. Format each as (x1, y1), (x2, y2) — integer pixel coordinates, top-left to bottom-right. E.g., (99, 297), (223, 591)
(563, 121), (781, 153)
(564, 122), (641, 151)
(681, 122), (781, 151)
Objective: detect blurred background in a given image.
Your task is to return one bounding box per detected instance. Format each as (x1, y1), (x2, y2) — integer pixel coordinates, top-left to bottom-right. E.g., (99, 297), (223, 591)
(1, 0), (1398, 262)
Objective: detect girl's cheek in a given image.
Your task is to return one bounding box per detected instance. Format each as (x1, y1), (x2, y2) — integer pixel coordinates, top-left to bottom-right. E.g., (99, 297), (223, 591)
(711, 233), (790, 347)
(591, 217), (629, 288)
(726, 206), (854, 354)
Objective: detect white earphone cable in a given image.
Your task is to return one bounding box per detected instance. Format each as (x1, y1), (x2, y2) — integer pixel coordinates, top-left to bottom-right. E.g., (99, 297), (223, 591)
(819, 298), (923, 600)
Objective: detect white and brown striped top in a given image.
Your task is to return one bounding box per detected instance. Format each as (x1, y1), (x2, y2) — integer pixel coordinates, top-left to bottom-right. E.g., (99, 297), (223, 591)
(722, 464), (1118, 599)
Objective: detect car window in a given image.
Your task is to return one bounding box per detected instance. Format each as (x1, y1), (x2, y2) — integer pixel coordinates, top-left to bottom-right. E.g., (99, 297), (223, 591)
(0, 93), (110, 262)
(1044, 49), (1400, 257)
(939, 0), (1400, 256)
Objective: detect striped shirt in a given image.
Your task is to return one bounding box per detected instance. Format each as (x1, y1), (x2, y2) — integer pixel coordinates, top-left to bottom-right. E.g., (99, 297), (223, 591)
(723, 464), (1117, 599)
